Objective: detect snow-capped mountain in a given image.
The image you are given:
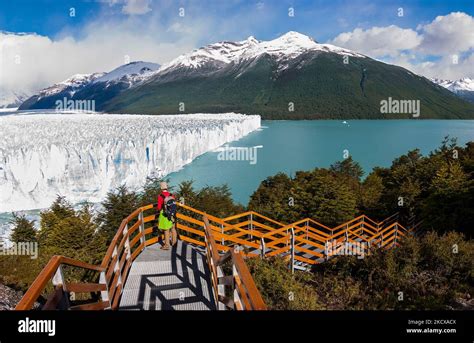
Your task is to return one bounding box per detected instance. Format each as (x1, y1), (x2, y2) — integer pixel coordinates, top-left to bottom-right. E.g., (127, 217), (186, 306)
(19, 61), (160, 110)
(35, 73), (105, 100)
(17, 31), (474, 118)
(0, 89), (30, 108)
(93, 61), (160, 84)
(431, 78), (474, 102)
(158, 31), (364, 76)
(104, 31), (473, 118)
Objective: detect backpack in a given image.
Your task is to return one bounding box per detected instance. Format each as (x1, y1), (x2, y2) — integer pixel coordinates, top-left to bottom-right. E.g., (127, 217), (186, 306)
(160, 193), (177, 222)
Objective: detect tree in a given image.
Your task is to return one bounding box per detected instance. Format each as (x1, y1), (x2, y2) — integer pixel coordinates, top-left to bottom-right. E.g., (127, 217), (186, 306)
(249, 169), (357, 226)
(42, 204), (105, 264)
(37, 196), (75, 244)
(96, 185), (139, 244)
(176, 181), (244, 218)
(358, 173), (384, 217)
(248, 173), (295, 223)
(330, 157), (364, 181)
(294, 169), (357, 226)
(9, 213), (36, 243)
(422, 161), (474, 233)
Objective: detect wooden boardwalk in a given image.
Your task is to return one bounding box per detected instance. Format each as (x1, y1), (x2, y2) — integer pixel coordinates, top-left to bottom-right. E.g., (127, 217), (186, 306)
(119, 241), (217, 310)
(16, 203), (416, 311)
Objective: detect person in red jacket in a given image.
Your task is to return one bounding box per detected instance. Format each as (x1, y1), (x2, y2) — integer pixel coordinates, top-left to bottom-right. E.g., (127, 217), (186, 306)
(157, 182), (177, 250)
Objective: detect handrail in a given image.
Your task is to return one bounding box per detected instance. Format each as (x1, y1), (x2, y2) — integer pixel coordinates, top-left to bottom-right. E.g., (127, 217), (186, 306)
(17, 201), (417, 311)
(203, 216), (266, 310)
(15, 256), (106, 310)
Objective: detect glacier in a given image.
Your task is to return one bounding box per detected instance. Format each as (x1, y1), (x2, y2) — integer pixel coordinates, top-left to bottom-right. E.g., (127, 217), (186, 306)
(0, 112), (261, 212)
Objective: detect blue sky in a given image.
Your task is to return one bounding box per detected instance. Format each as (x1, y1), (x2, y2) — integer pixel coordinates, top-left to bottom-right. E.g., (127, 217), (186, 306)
(1, 0), (473, 94)
(1, 0), (472, 43)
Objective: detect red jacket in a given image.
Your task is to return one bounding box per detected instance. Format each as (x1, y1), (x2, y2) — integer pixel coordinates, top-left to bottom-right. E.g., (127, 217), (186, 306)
(157, 191), (173, 211)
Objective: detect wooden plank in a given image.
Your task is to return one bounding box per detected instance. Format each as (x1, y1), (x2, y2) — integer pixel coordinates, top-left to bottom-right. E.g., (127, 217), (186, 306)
(293, 236), (325, 250)
(212, 231), (260, 249)
(131, 242), (145, 261)
(70, 301), (110, 311)
(294, 255), (316, 265)
(143, 214), (156, 223)
(176, 223), (205, 237)
(130, 231), (143, 247)
(266, 245), (291, 257)
(16, 255), (105, 310)
(222, 211), (253, 222)
(145, 237), (159, 246)
(231, 252), (266, 310)
(265, 235), (291, 248)
(294, 246), (324, 259)
(180, 235), (206, 247)
(105, 254), (118, 281)
(176, 213), (204, 227)
(249, 211), (287, 227)
(15, 256), (62, 310)
(111, 283), (123, 310)
(65, 283), (107, 293)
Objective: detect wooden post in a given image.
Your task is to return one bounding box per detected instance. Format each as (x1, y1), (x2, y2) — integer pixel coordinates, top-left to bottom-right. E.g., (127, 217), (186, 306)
(113, 246), (123, 287)
(250, 213), (254, 241)
(290, 228), (295, 274)
(99, 271), (111, 309)
(232, 264), (241, 310)
(394, 223), (398, 247)
(325, 239), (329, 261)
(123, 224), (131, 261)
(221, 223), (225, 246)
(52, 265), (70, 309)
(138, 211), (145, 251)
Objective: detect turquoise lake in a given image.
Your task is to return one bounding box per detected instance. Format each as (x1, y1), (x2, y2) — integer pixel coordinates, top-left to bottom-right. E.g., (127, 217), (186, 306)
(1, 120), (473, 233)
(167, 120), (474, 205)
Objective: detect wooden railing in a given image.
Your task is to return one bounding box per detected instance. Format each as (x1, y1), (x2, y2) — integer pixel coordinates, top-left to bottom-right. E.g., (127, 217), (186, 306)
(15, 256), (108, 310)
(16, 202), (418, 310)
(203, 216), (266, 310)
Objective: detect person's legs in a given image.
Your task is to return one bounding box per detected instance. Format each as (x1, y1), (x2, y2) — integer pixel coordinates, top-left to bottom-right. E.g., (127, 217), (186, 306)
(171, 224), (177, 246)
(162, 229), (170, 249)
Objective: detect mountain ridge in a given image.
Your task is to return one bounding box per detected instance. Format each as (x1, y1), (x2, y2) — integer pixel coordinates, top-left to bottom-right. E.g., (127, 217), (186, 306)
(18, 32), (474, 119)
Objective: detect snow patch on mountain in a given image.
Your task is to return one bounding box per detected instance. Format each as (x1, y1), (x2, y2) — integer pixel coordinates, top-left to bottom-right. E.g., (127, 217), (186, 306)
(38, 73), (105, 99)
(432, 77), (474, 92)
(159, 31), (365, 74)
(93, 61), (160, 83)
(0, 112), (260, 212)
(0, 89), (30, 108)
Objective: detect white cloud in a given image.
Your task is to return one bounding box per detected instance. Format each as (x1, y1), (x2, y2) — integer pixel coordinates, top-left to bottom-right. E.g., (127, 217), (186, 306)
(417, 12), (474, 54)
(389, 53), (474, 80)
(329, 25), (422, 57)
(122, 0), (152, 15)
(329, 12), (474, 79)
(0, 17), (205, 95)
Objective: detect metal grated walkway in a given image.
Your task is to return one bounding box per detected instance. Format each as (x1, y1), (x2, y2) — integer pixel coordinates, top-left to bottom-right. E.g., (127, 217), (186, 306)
(119, 241), (217, 310)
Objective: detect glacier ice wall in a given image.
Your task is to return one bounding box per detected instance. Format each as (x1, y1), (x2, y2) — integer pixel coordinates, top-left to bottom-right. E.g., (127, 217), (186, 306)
(0, 112), (261, 212)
